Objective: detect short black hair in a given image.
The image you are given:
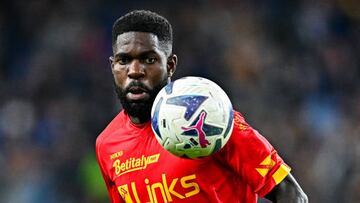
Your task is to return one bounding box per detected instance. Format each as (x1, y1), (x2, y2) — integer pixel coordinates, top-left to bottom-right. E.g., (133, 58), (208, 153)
(112, 10), (173, 56)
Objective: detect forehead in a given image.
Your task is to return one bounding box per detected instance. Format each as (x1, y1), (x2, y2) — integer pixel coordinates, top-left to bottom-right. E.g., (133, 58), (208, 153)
(113, 32), (161, 55)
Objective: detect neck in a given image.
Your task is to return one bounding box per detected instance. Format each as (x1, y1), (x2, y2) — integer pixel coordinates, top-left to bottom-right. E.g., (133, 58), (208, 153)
(129, 115), (149, 125)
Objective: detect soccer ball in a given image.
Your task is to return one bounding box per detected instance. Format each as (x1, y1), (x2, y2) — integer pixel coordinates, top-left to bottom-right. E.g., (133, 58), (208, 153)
(151, 76), (234, 159)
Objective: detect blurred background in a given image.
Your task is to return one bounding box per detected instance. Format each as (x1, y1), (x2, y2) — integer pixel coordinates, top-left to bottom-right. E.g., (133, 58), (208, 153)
(0, 0), (359, 202)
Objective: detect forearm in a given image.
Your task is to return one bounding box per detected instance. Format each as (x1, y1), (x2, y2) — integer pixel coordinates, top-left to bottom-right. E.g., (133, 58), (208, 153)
(265, 173), (308, 203)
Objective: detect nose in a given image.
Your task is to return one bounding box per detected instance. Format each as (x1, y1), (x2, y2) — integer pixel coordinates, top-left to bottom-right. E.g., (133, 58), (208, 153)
(128, 59), (145, 79)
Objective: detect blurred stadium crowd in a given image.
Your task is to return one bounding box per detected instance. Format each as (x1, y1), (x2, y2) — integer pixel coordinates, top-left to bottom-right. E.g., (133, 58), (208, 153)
(0, 0), (359, 202)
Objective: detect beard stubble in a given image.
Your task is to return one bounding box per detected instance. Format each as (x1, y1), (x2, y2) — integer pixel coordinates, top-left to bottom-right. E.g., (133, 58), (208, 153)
(114, 79), (167, 123)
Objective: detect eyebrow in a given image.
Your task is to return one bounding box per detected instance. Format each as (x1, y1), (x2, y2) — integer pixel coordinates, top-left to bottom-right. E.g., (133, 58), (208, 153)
(114, 50), (159, 59)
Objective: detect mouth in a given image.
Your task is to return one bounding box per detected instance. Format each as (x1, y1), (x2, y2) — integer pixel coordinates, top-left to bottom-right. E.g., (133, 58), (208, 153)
(126, 86), (150, 101)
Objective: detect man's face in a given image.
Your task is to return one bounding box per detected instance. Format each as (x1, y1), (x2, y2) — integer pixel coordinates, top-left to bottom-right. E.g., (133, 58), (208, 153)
(111, 32), (175, 123)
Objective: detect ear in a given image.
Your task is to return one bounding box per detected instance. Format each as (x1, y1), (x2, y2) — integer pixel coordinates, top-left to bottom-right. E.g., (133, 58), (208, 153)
(109, 56), (115, 73)
(167, 54), (178, 79)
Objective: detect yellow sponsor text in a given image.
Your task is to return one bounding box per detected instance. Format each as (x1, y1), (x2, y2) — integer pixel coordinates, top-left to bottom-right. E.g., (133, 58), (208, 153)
(110, 151), (124, 160)
(234, 114), (247, 131)
(113, 154), (160, 176)
(117, 173), (200, 203)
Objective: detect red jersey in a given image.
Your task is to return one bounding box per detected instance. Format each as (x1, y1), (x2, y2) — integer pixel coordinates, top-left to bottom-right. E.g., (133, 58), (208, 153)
(96, 110), (291, 203)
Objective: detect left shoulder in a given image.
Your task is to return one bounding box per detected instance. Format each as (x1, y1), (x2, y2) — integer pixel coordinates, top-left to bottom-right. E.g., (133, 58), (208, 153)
(230, 110), (271, 147)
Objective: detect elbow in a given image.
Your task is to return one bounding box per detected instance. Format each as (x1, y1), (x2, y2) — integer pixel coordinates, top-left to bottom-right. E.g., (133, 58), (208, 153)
(300, 191), (309, 203)
(267, 173), (309, 203)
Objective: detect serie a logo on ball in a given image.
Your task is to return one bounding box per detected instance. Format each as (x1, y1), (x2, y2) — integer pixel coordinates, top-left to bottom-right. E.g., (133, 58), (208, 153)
(151, 77), (234, 159)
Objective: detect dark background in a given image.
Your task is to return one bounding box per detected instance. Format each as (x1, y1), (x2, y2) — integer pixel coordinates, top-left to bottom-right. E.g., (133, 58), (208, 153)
(0, 0), (359, 202)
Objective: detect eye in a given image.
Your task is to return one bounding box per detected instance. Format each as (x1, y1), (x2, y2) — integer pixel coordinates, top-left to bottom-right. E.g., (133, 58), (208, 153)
(144, 56), (157, 64)
(116, 56), (130, 65)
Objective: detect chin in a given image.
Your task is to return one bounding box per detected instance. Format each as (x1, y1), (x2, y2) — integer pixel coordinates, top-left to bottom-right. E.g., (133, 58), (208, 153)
(123, 100), (152, 121)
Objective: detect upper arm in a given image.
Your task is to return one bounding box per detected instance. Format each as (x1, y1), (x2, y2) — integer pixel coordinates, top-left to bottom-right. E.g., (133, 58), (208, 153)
(265, 173), (308, 203)
(215, 112), (292, 196)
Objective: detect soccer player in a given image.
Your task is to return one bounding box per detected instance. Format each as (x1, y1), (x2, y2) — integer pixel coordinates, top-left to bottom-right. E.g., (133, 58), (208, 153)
(96, 10), (308, 203)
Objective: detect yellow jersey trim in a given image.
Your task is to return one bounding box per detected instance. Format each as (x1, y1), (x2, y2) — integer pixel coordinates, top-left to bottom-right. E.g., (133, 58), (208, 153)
(272, 164), (291, 184)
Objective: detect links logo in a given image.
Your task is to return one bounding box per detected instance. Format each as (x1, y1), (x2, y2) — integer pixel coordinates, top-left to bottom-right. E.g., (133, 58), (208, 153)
(118, 174), (200, 203)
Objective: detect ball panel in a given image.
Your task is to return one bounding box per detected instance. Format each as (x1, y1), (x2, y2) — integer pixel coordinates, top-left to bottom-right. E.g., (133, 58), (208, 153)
(166, 95), (208, 121)
(151, 97), (164, 139)
(212, 138), (223, 154)
(223, 109), (234, 139)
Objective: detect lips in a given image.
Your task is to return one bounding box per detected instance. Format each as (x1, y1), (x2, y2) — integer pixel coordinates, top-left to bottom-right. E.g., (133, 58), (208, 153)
(126, 85), (150, 101)
(128, 86), (146, 94)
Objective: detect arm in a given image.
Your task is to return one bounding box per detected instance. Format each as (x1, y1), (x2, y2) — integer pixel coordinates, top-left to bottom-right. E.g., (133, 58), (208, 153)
(96, 140), (124, 203)
(265, 173), (308, 203)
(98, 163), (124, 203)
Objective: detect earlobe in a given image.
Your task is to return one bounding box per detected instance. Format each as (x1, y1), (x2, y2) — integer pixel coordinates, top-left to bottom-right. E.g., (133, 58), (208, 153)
(167, 54), (178, 77)
(109, 56), (115, 72)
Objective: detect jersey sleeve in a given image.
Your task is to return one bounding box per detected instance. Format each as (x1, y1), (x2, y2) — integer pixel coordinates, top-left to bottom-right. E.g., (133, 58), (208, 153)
(215, 111), (291, 197)
(96, 137), (124, 203)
